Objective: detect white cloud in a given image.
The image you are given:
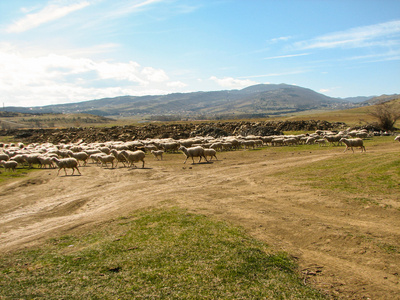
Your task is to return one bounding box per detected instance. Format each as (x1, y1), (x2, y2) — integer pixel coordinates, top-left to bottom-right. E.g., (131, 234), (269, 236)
(0, 47), (184, 106)
(295, 20), (400, 50)
(209, 76), (258, 89)
(6, 1), (91, 33)
(268, 36), (292, 43)
(263, 53), (310, 60)
(167, 81), (187, 88)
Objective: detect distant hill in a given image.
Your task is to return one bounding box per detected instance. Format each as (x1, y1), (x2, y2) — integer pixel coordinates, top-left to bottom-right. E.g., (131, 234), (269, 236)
(0, 84), (386, 120)
(360, 94), (400, 106)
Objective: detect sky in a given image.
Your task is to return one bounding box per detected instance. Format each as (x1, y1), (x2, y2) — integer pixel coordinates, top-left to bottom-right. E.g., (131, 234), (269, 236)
(0, 0), (399, 108)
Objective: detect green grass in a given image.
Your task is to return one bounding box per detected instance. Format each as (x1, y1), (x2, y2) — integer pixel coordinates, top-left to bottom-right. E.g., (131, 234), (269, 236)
(0, 208), (326, 299)
(279, 147), (400, 205)
(0, 168), (36, 184)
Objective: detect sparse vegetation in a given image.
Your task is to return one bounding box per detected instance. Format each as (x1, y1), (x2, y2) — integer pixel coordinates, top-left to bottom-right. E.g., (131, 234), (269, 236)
(369, 101), (400, 131)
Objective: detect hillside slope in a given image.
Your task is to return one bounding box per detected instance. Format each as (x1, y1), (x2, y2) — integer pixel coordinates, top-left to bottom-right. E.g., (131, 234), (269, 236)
(4, 84), (349, 118)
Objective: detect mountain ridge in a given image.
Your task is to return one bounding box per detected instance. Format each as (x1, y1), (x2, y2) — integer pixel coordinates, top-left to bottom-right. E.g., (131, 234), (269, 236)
(1, 84), (390, 119)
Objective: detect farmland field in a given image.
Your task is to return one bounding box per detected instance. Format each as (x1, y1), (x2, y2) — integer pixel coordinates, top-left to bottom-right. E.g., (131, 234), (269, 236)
(0, 136), (399, 298)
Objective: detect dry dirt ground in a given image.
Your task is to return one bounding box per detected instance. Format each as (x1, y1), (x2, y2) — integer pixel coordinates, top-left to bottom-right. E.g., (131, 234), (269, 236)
(0, 143), (399, 299)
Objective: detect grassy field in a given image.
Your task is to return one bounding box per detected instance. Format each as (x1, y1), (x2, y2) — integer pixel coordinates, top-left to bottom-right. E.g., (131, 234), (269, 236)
(0, 208), (326, 299)
(276, 136), (400, 209)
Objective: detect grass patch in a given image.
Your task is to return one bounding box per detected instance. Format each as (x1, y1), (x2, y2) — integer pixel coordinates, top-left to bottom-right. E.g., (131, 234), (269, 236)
(279, 150), (400, 203)
(0, 208), (326, 299)
(0, 168), (37, 184)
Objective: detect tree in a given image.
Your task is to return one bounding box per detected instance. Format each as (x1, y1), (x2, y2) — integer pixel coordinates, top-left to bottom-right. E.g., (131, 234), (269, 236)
(369, 102), (400, 131)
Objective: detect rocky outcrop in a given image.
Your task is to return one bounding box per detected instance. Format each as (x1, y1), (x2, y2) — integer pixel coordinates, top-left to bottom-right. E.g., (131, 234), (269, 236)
(0, 120), (347, 144)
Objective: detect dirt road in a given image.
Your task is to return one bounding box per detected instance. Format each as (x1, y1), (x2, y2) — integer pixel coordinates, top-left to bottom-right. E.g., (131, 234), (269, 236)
(1, 145), (399, 299)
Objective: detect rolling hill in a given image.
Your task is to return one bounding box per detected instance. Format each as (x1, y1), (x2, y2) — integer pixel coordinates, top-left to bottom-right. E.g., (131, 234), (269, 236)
(3, 84), (356, 119)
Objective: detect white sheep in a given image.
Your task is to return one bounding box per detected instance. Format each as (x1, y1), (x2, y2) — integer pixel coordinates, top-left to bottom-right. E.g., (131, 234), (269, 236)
(161, 142), (180, 153)
(151, 150), (164, 160)
(0, 160), (18, 171)
(97, 154), (116, 168)
(38, 155), (55, 169)
(67, 151), (89, 166)
(110, 149), (128, 167)
(51, 157), (81, 176)
(203, 148), (218, 161)
(179, 146), (208, 164)
(0, 153), (9, 161)
(315, 138), (327, 147)
(339, 138), (366, 153)
(395, 136), (400, 142)
(120, 150), (146, 168)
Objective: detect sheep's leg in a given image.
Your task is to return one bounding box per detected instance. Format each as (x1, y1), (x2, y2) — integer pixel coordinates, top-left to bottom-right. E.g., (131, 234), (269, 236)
(141, 159), (145, 168)
(75, 166), (81, 175)
(183, 156), (188, 164)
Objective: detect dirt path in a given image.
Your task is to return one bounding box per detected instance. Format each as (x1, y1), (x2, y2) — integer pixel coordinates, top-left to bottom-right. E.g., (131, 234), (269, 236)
(1, 146), (399, 299)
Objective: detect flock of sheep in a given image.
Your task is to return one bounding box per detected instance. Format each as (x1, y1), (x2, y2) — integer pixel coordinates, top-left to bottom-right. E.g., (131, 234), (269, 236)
(0, 128), (398, 176)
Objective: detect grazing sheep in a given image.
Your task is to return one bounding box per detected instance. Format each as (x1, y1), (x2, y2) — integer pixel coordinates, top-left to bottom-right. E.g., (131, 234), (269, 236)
(97, 154), (116, 168)
(120, 150), (146, 168)
(0, 160), (18, 171)
(51, 157), (81, 176)
(204, 148), (218, 161)
(339, 138), (366, 153)
(151, 150), (164, 160)
(395, 136), (400, 142)
(179, 146), (208, 164)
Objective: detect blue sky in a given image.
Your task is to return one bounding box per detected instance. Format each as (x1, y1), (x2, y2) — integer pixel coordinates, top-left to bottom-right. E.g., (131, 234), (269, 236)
(0, 0), (399, 107)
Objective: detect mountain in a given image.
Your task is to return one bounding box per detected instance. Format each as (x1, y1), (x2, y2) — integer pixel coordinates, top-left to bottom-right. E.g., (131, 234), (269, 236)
(360, 94), (400, 106)
(3, 84), (354, 119)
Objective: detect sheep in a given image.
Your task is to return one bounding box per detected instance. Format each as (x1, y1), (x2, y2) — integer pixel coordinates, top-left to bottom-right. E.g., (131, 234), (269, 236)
(203, 148), (218, 161)
(160, 142), (180, 153)
(9, 154), (26, 165)
(0, 153), (9, 161)
(90, 153), (105, 165)
(110, 149), (128, 167)
(97, 154), (116, 168)
(67, 151), (89, 166)
(38, 155), (55, 169)
(144, 144), (158, 152)
(324, 134), (343, 146)
(22, 154), (41, 168)
(51, 157), (81, 176)
(395, 136), (400, 142)
(0, 160), (18, 171)
(151, 150), (164, 160)
(339, 138), (366, 153)
(120, 150), (146, 168)
(179, 146), (208, 164)
(315, 139), (327, 147)
(305, 137), (316, 145)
